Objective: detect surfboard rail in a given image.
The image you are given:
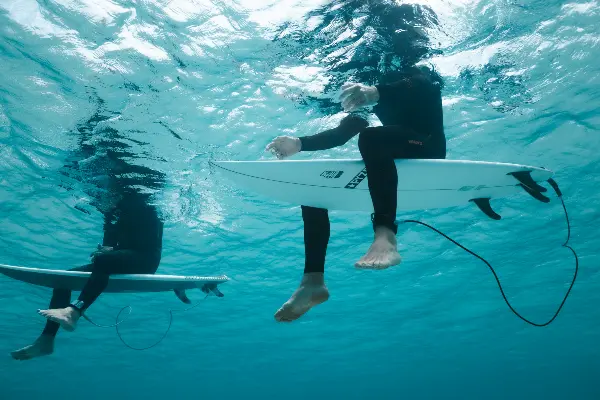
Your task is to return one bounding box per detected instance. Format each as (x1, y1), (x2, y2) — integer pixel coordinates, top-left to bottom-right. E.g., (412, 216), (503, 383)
(0, 264), (229, 293)
(210, 159), (554, 214)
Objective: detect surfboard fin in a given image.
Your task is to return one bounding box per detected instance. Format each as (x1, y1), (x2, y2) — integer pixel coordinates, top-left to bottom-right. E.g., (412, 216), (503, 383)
(201, 282), (224, 297)
(508, 171), (550, 203)
(470, 198), (501, 220)
(174, 289), (192, 304)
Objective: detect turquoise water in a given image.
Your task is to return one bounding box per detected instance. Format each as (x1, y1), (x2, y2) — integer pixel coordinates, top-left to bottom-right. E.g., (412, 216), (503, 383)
(1, 0), (599, 398)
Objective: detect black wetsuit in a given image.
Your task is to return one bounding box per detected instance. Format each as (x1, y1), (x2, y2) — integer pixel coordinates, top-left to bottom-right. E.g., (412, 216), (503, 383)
(298, 68), (446, 274)
(42, 193), (163, 337)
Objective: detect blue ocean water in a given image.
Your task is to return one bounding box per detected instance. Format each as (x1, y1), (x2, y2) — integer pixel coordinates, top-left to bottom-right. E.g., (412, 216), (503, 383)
(1, 0), (599, 398)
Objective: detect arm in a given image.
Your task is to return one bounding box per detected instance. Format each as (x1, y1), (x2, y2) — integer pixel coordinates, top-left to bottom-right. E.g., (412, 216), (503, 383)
(298, 115), (369, 151)
(102, 213), (119, 247)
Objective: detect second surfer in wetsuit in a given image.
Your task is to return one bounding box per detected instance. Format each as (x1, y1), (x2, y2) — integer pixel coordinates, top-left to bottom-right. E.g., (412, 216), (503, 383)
(266, 65), (446, 322)
(11, 191), (163, 360)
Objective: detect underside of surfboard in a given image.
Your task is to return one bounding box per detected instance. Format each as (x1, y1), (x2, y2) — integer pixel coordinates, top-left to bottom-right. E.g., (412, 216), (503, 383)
(210, 159), (554, 220)
(0, 264), (229, 303)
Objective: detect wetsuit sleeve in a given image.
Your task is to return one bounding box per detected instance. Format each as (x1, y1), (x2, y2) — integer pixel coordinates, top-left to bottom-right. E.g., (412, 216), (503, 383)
(102, 213), (119, 247)
(298, 115), (369, 151)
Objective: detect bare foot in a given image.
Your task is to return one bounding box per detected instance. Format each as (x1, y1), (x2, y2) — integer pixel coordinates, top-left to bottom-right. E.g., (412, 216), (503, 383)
(275, 273), (330, 322)
(38, 307), (80, 332)
(11, 335), (54, 361)
(355, 226), (401, 269)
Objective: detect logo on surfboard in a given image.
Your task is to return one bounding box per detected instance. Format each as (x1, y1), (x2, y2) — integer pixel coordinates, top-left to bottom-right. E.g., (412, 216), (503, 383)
(458, 185), (488, 191)
(320, 170), (344, 179)
(344, 168), (368, 189)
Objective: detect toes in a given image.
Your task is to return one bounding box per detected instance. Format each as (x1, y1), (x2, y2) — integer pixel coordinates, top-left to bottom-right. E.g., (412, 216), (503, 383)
(355, 256), (369, 268)
(373, 255), (389, 269)
(376, 258), (393, 269)
(356, 251), (401, 269)
(11, 350), (31, 361)
(355, 257), (375, 269)
(283, 313), (301, 322)
(274, 310), (293, 322)
(274, 306), (303, 323)
(274, 307), (289, 322)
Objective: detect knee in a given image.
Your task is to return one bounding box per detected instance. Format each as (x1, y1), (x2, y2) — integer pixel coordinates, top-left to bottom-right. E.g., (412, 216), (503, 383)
(52, 288), (69, 297)
(358, 129), (383, 156)
(357, 130), (371, 152)
(91, 253), (113, 274)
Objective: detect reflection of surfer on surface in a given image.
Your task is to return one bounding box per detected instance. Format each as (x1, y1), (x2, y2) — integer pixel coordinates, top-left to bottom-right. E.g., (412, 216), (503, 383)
(12, 148), (165, 361)
(266, 2), (446, 322)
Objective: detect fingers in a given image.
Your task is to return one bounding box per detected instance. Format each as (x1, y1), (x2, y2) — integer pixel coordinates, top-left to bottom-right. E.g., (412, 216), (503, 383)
(267, 145), (285, 159)
(266, 136), (294, 159)
(340, 83), (361, 103)
(265, 140), (278, 151)
(272, 149), (284, 159)
(342, 94), (366, 112)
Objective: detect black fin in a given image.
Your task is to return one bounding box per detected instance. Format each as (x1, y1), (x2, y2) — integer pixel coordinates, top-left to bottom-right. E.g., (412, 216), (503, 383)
(174, 289), (192, 304)
(519, 183), (551, 203)
(470, 198), (501, 220)
(201, 283), (224, 297)
(508, 171), (548, 192)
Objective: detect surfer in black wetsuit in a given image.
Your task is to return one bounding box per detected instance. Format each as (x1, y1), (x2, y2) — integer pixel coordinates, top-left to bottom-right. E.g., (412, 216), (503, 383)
(266, 2), (446, 322)
(11, 190), (164, 360)
(11, 112), (167, 359)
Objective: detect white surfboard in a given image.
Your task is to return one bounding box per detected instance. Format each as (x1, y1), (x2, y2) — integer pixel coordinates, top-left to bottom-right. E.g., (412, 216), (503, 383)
(0, 264), (228, 293)
(210, 159), (553, 212)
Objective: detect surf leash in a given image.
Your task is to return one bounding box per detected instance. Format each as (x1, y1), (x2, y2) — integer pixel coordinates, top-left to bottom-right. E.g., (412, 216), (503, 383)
(83, 293), (212, 350)
(401, 178), (577, 327)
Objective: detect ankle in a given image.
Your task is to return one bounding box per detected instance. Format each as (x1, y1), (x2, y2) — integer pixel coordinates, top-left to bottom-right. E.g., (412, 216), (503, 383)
(301, 272), (325, 285)
(38, 334), (55, 344)
(374, 225), (397, 240)
(67, 306), (82, 319)
(371, 213), (398, 234)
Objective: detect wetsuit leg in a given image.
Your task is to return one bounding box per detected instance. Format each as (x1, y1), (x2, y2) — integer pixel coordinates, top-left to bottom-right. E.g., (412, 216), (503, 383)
(41, 264), (93, 337)
(301, 206), (330, 274)
(74, 250), (160, 312)
(358, 126), (446, 232)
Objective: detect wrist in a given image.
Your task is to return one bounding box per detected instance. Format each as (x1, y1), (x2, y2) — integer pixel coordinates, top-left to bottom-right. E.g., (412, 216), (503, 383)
(374, 84), (386, 104)
(370, 86), (380, 103)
